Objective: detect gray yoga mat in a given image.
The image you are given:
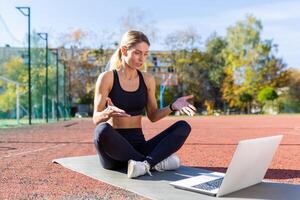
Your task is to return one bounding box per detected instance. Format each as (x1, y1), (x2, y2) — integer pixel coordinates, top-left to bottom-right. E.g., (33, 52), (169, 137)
(53, 155), (300, 200)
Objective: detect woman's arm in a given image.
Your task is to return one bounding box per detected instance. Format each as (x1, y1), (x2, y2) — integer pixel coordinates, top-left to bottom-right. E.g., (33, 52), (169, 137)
(92, 71), (130, 125)
(145, 74), (172, 122)
(144, 73), (197, 122)
(93, 71), (112, 125)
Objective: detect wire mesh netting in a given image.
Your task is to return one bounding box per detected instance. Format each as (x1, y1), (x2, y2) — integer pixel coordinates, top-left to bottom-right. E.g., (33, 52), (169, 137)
(0, 36), (71, 127)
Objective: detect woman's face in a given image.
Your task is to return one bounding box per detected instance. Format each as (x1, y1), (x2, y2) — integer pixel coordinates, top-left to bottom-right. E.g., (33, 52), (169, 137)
(122, 42), (149, 69)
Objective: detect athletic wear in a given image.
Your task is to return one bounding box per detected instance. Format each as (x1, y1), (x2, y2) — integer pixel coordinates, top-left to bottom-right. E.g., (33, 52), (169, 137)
(154, 154), (180, 172)
(127, 160), (152, 178)
(94, 120), (191, 170)
(94, 69), (191, 177)
(108, 69), (147, 116)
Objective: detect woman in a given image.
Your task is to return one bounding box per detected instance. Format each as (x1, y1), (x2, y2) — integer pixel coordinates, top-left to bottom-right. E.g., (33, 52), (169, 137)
(93, 30), (196, 179)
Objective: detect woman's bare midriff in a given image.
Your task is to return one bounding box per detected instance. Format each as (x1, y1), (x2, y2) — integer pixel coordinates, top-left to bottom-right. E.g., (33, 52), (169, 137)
(108, 115), (142, 128)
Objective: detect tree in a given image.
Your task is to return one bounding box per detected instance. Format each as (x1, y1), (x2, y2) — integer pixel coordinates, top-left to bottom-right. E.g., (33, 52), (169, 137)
(257, 87), (278, 103)
(205, 33), (227, 86)
(256, 40), (290, 89)
(257, 86), (279, 114)
(222, 15), (289, 110)
(222, 15), (262, 108)
(163, 29), (228, 111)
(162, 28), (203, 107)
(288, 69), (300, 101)
(204, 33), (227, 109)
(278, 68), (300, 113)
(0, 57), (27, 112)
(239, 92), (253, 113)
(59, 29), (114, 105)
(29, 32), (58, 118)
(257, 86), (278, 108)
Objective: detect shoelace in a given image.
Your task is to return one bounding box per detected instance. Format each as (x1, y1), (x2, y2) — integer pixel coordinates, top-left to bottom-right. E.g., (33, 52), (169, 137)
(143, 161), (152, 176)
(154, 162), (165, 172)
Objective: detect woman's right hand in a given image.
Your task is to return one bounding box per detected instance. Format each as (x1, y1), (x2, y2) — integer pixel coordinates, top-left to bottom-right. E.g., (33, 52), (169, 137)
(104, 97), (131, 118)
(171, 95), (196, 116)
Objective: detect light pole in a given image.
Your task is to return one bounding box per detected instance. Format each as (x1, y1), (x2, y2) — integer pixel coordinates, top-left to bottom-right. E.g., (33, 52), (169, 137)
(68, 60), (71, 118)
(63, 61), (67, 120)
(37, 32), (49, 123)
(51, 48), (59, 121)
(160, 74), (172, 109)
(16, 6), (32, 125)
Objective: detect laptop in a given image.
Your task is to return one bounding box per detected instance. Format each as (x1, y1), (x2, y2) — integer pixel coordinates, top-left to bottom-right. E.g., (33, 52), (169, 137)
(170, 135), (283, 197)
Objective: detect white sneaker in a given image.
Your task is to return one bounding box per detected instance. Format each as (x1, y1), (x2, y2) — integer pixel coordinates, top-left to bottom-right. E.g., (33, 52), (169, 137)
(154, 154), (181, 172)
(127, 160), (152, 178)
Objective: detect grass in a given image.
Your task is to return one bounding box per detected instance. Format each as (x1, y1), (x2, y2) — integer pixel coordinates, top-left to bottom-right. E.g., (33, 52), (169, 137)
(0, 118), (71, 129)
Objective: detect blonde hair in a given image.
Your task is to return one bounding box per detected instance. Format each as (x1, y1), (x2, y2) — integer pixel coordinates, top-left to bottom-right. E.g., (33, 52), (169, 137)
(109, 30), (150, 70)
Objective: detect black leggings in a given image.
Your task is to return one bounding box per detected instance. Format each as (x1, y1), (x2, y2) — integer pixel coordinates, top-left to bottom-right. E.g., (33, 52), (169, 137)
(93, 120), (191, 170)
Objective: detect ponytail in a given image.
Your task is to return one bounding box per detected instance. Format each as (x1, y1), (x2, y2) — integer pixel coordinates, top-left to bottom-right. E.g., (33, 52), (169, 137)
(108, 48), (122, 70)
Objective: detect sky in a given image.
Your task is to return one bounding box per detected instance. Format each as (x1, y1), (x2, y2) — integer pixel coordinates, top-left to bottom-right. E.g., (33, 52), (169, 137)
(0, 0), (300, 68)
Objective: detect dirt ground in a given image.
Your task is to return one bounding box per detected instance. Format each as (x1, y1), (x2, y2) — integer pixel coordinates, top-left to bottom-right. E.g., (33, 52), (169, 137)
(0, 115), (299, 200)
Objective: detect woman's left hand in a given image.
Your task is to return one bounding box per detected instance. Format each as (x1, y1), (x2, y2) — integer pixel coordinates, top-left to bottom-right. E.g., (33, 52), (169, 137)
(171, 95), (197, 116)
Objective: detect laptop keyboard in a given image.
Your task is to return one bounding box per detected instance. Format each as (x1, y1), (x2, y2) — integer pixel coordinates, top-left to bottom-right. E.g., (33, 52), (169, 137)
(192, 178), (224, 191)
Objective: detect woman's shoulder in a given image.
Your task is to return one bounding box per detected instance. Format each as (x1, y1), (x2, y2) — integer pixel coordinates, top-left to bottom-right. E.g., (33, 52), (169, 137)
(98, 70), (113, 79)
(140, 71), (155, 87)
(96, 70), (114, 86)
(140, 71), (154, 80)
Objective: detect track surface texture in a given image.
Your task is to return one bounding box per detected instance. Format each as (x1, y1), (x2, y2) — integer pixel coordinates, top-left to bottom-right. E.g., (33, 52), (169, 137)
(1, 115), (300, 200)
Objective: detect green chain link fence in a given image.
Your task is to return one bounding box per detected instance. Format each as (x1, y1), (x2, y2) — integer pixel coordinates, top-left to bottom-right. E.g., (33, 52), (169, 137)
(0, 41), (71, 128)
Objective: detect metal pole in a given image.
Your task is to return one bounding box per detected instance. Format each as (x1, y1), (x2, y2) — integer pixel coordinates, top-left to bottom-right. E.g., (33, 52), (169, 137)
(52, 98), (55, 120)
(16, 6), (32, 125)
(160, 84), (167, 109)
(28, 8), (31, 125)
(45, 34), (48, 123)
(42, 95), (46, 120)
(63, 61), (66, 120)
(68, 61), (71, 118)
(56, 50), (59, 121)
(50, 48), (59, 121)
(16, 83), (20, 124)
(159, 74), (171, 109)
(37, 32), (49, 122)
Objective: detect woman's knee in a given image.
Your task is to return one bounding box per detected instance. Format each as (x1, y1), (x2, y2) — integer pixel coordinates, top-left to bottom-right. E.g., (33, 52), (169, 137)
(99, 158), (116, 170)
(174, 120), (191, 137)
(94, 122), (113, 143)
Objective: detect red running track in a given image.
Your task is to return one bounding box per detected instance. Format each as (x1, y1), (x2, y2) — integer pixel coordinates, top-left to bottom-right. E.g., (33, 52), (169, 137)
(0, 115), (299, 199)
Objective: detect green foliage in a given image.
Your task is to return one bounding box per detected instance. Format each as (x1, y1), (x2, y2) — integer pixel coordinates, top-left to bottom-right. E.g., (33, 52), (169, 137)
(257, 87), (278, 103)
(2, 16), (295, 116)
(222, 15), (263, 107)
(288, 69), (300, 101)
(76, 90), (94, 104)
(275, 69), (300, 113)
(222, 15), (289, 109)
(205, 33), (227, 87)
(155, 85), (178, 108)
(0, 31), (63, 118)
(239, 92), (253, 103)
(257, 54), (290, 89)
(0, 57), (27, 112)
(163, 30), (227, 109)
(280, 98), (300, 113)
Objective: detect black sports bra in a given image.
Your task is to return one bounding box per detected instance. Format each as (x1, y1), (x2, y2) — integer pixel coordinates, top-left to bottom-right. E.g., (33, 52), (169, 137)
(108, 70), (147, 116)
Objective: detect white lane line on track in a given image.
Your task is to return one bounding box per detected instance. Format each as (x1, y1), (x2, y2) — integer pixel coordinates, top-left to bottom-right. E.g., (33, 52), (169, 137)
(0, 139), (92, 159)
(0, 144), (66, 159)
(282, 130), (300, 136)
